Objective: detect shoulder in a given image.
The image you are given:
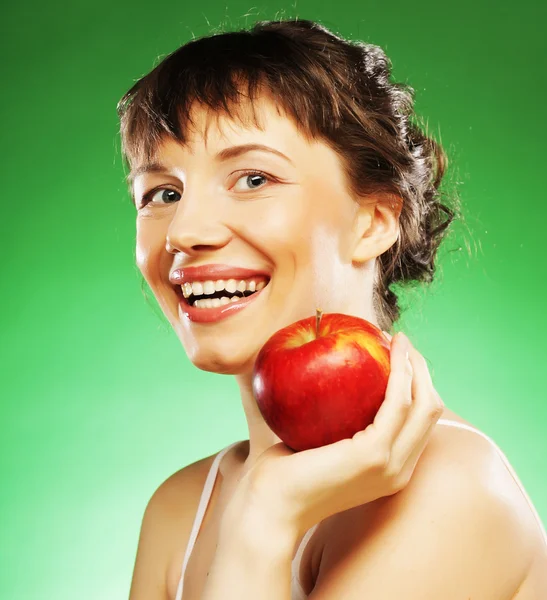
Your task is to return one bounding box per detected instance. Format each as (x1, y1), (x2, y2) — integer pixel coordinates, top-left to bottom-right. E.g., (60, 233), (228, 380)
(129, 450), (218, 600)
(147, 451), (218, 520)
(310, 422), (539, 600)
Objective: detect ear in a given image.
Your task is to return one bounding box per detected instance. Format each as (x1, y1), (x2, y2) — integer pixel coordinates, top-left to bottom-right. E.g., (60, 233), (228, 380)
(351, 194), (403, 264)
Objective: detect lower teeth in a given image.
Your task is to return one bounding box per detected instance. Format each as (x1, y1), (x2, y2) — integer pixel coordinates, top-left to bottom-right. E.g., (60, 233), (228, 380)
(193, 295), (247, 309)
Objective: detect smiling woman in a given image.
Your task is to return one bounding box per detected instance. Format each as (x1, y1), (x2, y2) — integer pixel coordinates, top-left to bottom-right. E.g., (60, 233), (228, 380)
(117, 18), (547, 600)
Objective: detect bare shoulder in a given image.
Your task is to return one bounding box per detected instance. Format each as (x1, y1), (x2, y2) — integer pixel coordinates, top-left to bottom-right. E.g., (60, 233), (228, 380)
(129, 449), (218, 600)
(309, 418), (544, 600)
(149, 451), (218, 519)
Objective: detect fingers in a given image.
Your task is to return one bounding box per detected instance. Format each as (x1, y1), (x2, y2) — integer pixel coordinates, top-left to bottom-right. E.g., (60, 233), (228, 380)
(368, 332), (413, 449)
(389, 341), (444, 476)
(394, 412), (440, 489)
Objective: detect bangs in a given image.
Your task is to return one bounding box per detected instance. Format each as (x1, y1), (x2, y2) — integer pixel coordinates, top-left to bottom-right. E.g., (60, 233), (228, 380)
(117, 25), (347, 184)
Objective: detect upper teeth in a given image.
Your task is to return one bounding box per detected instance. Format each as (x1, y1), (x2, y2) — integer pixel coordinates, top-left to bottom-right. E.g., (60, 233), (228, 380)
(181, 278), (266, 299)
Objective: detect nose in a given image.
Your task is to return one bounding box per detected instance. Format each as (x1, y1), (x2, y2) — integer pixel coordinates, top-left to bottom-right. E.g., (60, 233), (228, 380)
(165, 197), (232, 255)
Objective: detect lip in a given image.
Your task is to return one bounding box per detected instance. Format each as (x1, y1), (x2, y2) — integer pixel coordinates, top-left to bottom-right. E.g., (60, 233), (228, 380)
(170, 264), (271, 285)
(178, 281), (268, 323)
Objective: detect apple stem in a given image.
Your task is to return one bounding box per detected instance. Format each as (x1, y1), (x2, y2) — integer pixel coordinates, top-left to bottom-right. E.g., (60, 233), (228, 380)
(315, 308), (323, 338)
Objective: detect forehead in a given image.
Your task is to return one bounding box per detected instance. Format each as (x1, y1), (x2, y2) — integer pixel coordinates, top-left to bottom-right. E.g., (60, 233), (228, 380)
(168, 93), (305, 156)
(128, 93), (314, 184)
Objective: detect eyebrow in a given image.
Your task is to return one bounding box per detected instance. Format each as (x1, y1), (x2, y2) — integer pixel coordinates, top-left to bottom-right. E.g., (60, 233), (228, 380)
(126, 143), (294, 186)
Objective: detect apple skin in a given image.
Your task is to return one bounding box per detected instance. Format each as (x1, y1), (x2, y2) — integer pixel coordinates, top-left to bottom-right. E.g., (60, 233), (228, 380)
(252, 312), (392, 452)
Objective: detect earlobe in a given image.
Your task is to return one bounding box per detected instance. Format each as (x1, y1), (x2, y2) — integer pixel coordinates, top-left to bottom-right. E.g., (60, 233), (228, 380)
(351, 195), (402, 263)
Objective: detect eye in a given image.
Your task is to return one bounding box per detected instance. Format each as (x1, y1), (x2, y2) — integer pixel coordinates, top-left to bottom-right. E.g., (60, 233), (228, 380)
(138, 170), (273, 208)
(140, 187), (181, 207)
(232, 170), (271, 192)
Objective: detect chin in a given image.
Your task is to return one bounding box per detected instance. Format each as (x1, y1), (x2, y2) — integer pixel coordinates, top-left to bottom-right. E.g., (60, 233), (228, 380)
(187, 346), (259, 376)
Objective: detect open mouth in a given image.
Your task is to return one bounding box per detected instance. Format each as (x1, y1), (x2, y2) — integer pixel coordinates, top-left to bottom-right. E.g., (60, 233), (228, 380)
(176, 277), (270, 309)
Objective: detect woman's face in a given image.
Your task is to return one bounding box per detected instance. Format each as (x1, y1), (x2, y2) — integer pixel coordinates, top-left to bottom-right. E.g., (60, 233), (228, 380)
(131, 94), (384, 375)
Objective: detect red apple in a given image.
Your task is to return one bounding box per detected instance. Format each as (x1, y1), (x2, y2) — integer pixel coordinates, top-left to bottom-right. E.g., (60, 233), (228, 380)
(252, 310), (392, 451)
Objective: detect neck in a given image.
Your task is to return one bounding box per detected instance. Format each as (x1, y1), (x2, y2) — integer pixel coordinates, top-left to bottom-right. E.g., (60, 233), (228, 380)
(234, 371), (283, 470)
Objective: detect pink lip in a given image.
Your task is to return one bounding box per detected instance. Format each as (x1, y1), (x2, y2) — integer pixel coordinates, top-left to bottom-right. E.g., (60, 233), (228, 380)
(178, 282), (268, 323)
(170, 264), (270, 285)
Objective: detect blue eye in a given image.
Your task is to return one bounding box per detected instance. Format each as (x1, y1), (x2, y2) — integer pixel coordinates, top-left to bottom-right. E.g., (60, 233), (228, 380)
(233, 170), (270, 191)
(138, 169), (274, 208)
(140, 187), (181, 207)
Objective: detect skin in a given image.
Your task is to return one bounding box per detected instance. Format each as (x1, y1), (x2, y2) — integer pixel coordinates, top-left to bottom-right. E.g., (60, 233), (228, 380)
(132, 91), (400, 470)
(130, 91), (547, 599)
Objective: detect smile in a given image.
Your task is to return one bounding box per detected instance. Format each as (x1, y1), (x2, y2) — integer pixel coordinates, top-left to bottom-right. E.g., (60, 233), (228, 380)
(177, 277), (270, 323)
(181, 277), (268, 307)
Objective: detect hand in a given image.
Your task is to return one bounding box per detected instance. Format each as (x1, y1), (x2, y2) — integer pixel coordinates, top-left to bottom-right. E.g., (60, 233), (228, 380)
(234, 331), (445, 539)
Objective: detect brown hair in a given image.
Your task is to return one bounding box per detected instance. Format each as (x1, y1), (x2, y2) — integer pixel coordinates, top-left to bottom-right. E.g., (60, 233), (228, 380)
(117, 18), (462, 332)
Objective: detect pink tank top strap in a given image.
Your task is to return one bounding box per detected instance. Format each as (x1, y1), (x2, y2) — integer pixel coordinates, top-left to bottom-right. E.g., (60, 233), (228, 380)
(291, 522), (320, 597)
(175, 440), (241, 600)
(177, 423), (546, 600)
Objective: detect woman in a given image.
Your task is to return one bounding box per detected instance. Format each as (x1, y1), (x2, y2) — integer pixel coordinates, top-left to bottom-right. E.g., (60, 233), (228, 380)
(118, 19), (547, 600)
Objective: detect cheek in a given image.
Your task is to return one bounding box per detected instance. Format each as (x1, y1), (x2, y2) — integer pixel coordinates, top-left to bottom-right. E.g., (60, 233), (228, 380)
(254, 201), (317, 254)
(245, 192), (310, 234)
(306, 220), (355, 307)
(230, 206), (311, 276)
(135, 220), (168, 282)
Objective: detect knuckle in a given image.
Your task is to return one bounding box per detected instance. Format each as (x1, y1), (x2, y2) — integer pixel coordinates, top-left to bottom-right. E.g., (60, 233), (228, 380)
(428, 408), (443, 422)
(384, 460), (401, 480)
(428, 398), (444, 420)
(391, 472), (412, 492)
(434, 389), (445, 408)
(368, 445), (391, 470)
(400, 394), (413, 410)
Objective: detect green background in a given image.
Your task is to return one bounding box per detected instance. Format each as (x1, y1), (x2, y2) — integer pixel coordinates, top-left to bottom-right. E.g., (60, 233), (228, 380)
(2, 0), (546, 598)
